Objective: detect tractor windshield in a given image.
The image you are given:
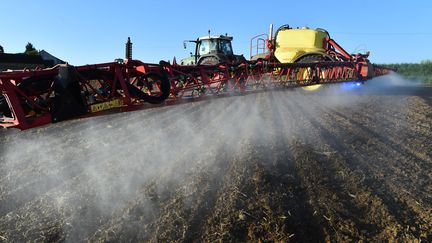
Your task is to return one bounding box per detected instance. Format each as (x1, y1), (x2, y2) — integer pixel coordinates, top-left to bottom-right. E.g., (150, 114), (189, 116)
(219, 39), (233, 55)
(198, 39), (218, 55)
(198, 38), (233, 56)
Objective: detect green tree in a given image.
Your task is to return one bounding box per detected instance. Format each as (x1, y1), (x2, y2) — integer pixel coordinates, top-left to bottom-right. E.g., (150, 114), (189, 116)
(385, 60), (432, 84)
(24, 42), (39, 55)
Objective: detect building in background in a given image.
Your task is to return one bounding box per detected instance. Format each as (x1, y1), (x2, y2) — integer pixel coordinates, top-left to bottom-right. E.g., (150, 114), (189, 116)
(0, 50), (65, 71)
(39, 50), (65, 65)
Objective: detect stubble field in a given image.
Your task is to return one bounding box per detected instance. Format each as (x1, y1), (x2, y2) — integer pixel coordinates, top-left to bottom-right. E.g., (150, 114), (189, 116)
(0, 74), (431, 242)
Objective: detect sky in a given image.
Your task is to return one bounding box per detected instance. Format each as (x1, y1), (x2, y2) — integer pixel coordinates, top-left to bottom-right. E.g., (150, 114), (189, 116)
(1, 0), (431, 65)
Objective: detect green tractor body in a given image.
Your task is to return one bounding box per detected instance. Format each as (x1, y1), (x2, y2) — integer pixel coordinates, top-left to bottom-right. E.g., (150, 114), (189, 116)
(181, 34), (245, 65)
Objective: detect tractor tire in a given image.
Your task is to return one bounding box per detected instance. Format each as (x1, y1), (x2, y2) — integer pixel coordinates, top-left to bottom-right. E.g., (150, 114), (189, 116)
(234, 55), (247, 64)
(198, 56), (220, 66)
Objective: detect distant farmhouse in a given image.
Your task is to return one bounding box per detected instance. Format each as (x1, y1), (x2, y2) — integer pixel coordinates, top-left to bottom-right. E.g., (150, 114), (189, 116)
(0, 45), (65, 71)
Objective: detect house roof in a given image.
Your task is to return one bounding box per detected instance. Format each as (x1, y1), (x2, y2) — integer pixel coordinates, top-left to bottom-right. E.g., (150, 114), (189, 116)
(0, 53), (48, 64)
(39, 50), (66, 65)
(0, 50), (67, 71)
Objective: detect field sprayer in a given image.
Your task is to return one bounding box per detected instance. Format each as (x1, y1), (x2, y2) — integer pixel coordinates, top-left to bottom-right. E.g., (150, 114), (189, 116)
(0, 59), (170, 130)
(249, 24), (392, 90)
(1, 25), (393, 130)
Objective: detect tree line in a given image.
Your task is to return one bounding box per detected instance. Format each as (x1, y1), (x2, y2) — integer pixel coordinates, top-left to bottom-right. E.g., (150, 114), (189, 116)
(384, 60), (432, 84)
(0, 42), (38, 55)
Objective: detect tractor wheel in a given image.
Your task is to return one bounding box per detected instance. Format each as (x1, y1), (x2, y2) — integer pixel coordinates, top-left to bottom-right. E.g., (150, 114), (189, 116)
(234, 55), (247, 64)
(198, 56), (220, 66)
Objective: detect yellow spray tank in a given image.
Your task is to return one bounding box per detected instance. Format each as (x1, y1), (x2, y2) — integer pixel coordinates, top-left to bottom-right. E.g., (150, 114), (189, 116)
(250, 24), (379, 91)
(272, 25), (330, 63)
(260, 25), (333, 91)
(271, 25), (333, 91)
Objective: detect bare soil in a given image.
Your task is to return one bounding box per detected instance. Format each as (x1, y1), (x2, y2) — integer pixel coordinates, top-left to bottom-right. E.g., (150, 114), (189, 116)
(0, 81), (431, 242)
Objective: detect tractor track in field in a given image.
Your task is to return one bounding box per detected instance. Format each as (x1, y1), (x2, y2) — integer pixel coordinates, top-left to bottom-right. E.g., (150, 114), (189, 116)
(0, 77), (431, 242)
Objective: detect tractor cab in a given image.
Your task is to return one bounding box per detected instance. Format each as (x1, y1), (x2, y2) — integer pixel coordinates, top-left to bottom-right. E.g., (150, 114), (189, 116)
(197, 36), (234, 56)
(181, 32), (245, 65)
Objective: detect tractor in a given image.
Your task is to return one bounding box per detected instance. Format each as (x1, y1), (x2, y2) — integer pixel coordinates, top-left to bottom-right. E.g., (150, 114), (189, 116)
(181, 31), (246, 65)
